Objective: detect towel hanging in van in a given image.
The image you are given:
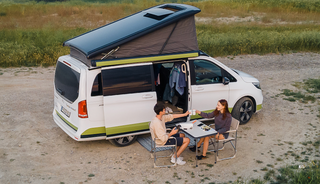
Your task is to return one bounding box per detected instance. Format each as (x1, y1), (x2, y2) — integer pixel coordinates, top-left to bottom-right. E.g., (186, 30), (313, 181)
(169, 63), (186, 95)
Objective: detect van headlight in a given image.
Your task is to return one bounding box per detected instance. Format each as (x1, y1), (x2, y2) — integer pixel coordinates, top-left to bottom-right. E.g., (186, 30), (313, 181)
(252, 82), (261, 89)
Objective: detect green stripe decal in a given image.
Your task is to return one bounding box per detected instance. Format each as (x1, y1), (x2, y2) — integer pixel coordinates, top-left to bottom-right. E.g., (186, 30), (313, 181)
(105, 122), (150, 135)
(257, 104), (262, 111)
(56, 110), (78, 131)
(96, 52), (199, 67)
(81, 127), (106, 135)
(229, 107), (233, 113)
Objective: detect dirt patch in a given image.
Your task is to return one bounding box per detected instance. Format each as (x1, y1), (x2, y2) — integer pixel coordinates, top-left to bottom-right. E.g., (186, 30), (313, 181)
(195, 14), (320, 25)
(0, 52), (320, 184)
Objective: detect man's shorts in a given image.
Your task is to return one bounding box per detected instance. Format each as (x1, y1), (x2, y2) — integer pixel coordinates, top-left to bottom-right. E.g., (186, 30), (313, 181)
(165, 133), (183, 146)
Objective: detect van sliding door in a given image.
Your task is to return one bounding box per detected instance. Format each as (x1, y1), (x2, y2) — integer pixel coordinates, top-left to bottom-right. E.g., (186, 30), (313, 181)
(101, 63), (156, 138)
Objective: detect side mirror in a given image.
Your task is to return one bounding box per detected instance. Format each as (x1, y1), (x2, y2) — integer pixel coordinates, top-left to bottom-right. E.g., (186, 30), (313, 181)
(222, 77), (230, 85)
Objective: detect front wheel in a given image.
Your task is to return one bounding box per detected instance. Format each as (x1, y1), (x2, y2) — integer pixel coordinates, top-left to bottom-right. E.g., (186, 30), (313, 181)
(109, 135), (137, 147)
(232, 97), (254, 125)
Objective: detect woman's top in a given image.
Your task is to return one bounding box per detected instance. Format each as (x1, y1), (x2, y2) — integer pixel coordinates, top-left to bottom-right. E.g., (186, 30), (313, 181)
(199, 111), (232, 138)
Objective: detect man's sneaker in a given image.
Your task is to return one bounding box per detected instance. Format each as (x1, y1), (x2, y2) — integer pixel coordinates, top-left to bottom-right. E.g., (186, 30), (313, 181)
(171, 156), (185, 165)
(171, 156), (177, 163)
(171, 157), (186, 165)
(176, 159), (186, 165)
(171, 156), (179, 163)
(171, 155), (183, 161)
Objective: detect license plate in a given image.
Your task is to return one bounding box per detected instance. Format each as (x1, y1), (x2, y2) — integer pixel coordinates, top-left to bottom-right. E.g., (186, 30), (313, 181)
(61, 106), (71, 118)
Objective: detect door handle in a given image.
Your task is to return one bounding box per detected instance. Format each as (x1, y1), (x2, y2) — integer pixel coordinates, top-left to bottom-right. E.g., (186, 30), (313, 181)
(142, 94), (153, 99)
(195, 87), (204, 91)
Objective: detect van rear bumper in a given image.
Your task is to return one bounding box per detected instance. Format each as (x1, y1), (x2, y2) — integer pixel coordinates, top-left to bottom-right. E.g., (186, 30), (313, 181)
(53, 109), (106, 141)
(53, 109), (79, 141)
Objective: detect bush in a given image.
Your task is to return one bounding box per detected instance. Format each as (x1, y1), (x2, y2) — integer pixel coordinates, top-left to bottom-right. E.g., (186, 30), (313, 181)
(0, 28), (88, 67)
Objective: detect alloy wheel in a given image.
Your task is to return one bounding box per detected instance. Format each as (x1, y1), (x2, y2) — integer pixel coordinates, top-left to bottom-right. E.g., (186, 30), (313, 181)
(239, 100), (253, 122)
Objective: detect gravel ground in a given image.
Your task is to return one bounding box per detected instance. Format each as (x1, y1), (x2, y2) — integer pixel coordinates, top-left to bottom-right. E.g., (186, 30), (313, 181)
(0, 52), (320, 184)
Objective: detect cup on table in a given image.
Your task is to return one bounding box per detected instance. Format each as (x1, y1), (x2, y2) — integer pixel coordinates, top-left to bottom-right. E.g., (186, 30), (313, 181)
(188, 109), (196, 115)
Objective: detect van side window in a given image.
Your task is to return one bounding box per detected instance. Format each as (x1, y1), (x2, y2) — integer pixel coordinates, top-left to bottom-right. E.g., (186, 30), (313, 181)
(192, 60), (223, 85)
(91, 73), (102, 96)
(101, 65), (153, 96)
(222, 69), (237, 82)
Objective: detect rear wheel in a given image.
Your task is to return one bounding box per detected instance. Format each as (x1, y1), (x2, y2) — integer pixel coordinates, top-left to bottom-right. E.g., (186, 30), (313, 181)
(232, 97), (254, 125)
(109, 135), (137, 147)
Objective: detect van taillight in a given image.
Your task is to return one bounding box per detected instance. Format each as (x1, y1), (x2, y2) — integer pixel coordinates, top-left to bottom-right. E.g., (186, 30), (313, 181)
(78, 100), (88, 118)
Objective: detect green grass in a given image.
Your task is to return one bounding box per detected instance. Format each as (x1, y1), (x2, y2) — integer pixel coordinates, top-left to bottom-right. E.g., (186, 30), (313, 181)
(234, 160), (320, 184)
(281, 89), (316, 103)
(264, 169), (275, 181)
(256, 160), (263, 164)
(2, 25), (319, 67)
(276, 161), (320, 184)
(293, 78), (320, 93)
(281, 78), (320, 119)
(0, 28), (88, 67)
(88, 174), (95, 177)
(303, 78), (320, 93)
(197, 25), (320, 57)
(313, 140), (320, 148)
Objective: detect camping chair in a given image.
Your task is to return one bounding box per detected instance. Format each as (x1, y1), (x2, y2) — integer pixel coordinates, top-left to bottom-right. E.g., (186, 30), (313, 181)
(208, 117), (240, 163)
(151, 137), (178, 168)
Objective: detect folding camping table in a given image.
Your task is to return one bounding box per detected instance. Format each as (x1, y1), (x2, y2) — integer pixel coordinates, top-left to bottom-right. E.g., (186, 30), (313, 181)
(177, 120), (217, 167)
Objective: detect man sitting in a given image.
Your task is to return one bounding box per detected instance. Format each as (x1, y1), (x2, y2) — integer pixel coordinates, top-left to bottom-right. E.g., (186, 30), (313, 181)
(149, 102), (190, 165)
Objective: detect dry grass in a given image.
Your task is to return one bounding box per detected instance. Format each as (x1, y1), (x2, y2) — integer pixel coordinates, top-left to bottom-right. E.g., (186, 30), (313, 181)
(189, 1), (320, 23)
(0, 3), (157, 29)
(1, 1), (320, 30)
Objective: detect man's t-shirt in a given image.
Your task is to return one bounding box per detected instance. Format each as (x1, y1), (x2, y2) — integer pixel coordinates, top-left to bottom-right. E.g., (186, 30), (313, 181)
(149, 114), (174, 145)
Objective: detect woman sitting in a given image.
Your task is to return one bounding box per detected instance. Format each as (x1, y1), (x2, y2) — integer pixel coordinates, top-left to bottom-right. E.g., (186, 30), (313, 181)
(189, 99), (232, 160)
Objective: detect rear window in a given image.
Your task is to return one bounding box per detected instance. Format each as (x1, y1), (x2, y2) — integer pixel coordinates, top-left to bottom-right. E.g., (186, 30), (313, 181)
(54, 61), (80, 103)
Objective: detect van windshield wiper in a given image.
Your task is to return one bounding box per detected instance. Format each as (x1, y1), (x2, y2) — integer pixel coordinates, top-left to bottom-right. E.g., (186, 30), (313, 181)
(56, 88), (65, 95)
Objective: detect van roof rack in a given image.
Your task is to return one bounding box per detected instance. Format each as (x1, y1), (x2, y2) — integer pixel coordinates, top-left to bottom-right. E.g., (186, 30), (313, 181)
(91, 51), (199, 67)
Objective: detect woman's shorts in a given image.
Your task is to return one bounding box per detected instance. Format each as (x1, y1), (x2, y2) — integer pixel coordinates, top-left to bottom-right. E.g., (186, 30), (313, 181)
(165, 133), (183, 146)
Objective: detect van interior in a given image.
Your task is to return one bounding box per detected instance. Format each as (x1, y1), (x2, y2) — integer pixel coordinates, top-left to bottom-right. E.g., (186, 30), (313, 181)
(153, 61), (189, 125)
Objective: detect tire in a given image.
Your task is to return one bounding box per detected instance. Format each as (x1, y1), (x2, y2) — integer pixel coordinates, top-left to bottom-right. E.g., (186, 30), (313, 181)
(109, 135), (137, 147)
(232, 97), (254, 125)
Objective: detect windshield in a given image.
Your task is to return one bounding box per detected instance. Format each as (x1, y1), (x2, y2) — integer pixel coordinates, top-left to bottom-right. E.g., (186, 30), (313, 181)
(54, 61), (80, 103)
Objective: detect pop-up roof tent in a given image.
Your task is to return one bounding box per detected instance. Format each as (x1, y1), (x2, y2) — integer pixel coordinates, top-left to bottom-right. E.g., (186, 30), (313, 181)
(63, 3), (201, 68)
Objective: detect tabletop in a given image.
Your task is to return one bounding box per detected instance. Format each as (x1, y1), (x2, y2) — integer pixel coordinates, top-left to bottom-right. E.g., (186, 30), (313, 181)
(177, 120), (217, 139)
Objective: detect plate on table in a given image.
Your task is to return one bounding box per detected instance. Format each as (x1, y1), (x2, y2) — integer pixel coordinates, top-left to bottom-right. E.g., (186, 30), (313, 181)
(200, 125), (211, 131)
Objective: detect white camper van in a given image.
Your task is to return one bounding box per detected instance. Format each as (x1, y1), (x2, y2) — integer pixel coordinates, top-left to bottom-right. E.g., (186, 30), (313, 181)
(53, 4), (263, 146)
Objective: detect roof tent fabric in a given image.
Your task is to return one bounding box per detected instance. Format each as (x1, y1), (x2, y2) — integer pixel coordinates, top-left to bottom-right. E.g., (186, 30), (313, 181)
(64, 3), (201, 67)
(105, 16), (198, 58)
